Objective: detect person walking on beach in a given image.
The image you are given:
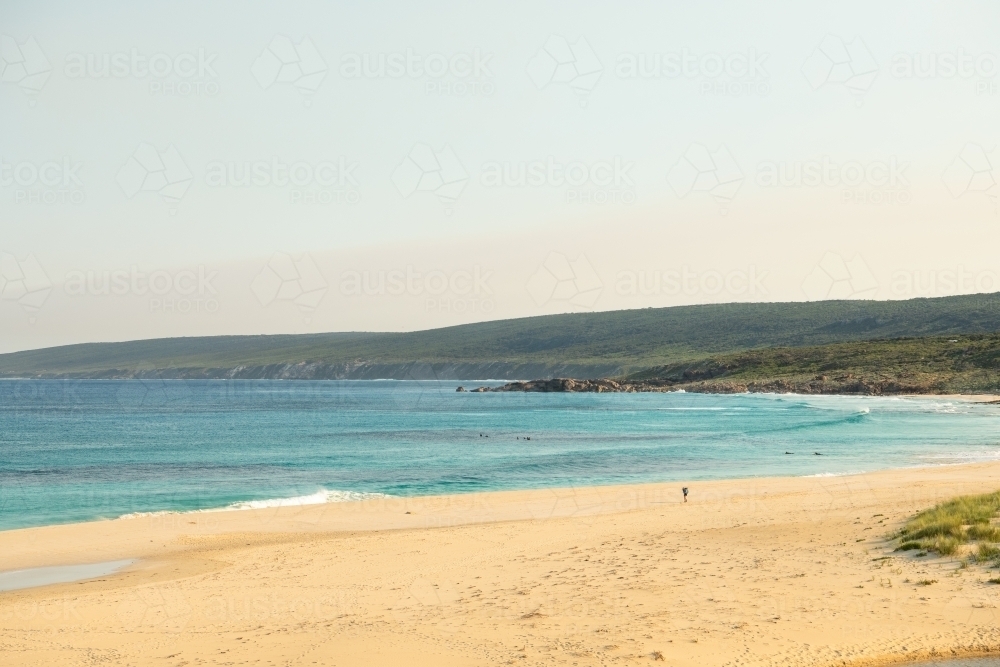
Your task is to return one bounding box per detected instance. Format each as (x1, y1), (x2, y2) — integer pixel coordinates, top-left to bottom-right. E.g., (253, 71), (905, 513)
(682, 487), (689, 503)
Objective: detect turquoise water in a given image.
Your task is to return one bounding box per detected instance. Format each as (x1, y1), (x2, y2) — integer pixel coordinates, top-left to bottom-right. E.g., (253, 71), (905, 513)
(2, 379), (1000, 531)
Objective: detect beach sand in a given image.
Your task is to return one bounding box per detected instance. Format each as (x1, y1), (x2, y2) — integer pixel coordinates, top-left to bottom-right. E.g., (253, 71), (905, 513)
(903, 394), (1000, 403)
(3, 463), (1000, 666)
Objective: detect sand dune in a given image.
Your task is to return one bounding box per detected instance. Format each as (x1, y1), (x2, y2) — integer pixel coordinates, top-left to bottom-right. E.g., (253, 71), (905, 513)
(3, 463), (1000, 666)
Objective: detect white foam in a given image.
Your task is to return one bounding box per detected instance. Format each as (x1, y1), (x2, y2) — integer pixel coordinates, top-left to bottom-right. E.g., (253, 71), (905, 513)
(116, 510), (176, 519)
(228, 489), (387, 510)
(116, 489), (391, 520)
(917, 450), (1000, 464)
(801, 470), (867, 478)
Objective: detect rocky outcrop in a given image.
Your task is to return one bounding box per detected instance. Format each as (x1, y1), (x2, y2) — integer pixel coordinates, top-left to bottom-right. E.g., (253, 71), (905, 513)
(483, 374), (945, 396)
(489, 378), (665, 393)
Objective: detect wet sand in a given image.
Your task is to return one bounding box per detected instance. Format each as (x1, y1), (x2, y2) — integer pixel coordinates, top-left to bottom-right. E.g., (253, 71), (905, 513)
(0, 559), (134, 593)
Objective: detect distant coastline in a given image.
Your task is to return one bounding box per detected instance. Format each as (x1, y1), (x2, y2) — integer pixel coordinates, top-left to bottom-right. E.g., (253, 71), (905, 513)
(5, 293), (1000, 375)
(0, 361), (618, 382)
(3, 294), (1000, 392)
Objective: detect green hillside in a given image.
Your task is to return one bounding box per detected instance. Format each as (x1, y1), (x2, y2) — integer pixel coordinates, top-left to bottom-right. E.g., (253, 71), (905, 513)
(4, 293), (1000, 379)
(628, 334), (1000, 395)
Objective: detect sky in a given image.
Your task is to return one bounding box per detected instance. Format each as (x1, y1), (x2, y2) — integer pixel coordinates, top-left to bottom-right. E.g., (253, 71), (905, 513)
(2, 0), (1000, 353)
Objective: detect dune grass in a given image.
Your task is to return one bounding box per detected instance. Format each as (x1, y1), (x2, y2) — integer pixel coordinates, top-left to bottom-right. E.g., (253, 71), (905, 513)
(896, 491), (1000, 564)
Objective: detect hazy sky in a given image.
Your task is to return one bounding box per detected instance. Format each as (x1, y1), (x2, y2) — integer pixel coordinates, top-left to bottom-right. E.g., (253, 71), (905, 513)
(2, 0), (1000, 352)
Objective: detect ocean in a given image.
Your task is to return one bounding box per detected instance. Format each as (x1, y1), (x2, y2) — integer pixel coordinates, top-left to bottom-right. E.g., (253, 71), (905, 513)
(2, 379), (1000, 531)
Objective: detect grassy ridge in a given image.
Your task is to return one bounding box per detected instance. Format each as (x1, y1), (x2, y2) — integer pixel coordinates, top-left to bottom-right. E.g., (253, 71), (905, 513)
(630, 334), (1000, 394)
(5, 293), (1000, 378)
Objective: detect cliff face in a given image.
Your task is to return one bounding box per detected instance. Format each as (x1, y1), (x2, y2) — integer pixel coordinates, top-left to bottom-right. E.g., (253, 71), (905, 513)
(1, 361), (627, 382)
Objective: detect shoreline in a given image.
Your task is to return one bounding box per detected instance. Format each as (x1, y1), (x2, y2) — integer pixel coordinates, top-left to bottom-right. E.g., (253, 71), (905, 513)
(902, 393), (1000, 402)
(3, 463), (1000, 665)
(485, 374), (1000, 398)
(4, 459), (999, 567)
(7, 455), (1000, 537)
(2, 373), (1000, 398)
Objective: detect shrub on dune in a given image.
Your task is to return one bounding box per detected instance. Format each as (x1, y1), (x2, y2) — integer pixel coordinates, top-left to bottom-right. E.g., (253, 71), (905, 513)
(896, 491), (1000, 560)
(971, 543), (1000, 563)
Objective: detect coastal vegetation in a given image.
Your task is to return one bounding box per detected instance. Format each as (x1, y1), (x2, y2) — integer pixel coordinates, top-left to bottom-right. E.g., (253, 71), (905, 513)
(895, 491), (1000, 565)
(625, 333), (1000, 395)
(491, 334), (1000, 394)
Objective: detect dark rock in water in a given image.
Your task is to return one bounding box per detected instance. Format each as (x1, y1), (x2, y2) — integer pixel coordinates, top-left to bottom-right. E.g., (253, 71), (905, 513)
(456, 386), (467, 392)
(471, 386), (490, 392)
(485, 377), (682, 393)
(488, 378), (633, 393)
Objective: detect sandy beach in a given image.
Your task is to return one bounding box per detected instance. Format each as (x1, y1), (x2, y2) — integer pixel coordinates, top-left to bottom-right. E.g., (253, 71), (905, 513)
(2, 463), (1000, 667)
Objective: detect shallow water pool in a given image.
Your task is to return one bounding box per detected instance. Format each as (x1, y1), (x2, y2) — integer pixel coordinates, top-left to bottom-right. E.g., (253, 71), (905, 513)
(0, 559), (134, 592)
